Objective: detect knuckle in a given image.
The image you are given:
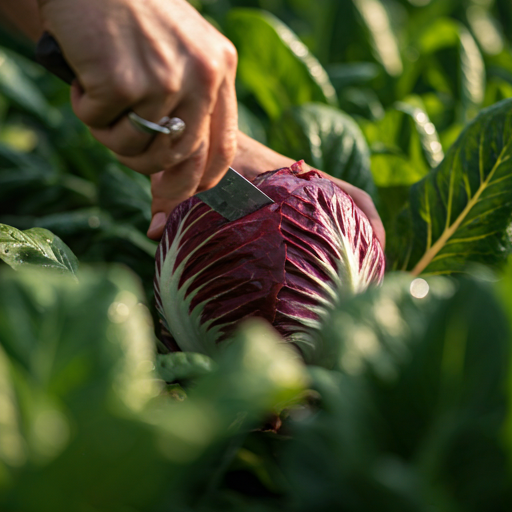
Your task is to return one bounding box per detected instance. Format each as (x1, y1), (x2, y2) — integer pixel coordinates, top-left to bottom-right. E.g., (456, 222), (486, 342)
(223, 41), (238, 71)
(153, 73), (180, 97)
(217, 139), (236, 165)
(109, 79), (139, 104)
(196, 58), (220, 89)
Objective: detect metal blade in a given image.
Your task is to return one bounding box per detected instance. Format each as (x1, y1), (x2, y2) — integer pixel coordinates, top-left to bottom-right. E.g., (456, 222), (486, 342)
(196, 168), (274, 221)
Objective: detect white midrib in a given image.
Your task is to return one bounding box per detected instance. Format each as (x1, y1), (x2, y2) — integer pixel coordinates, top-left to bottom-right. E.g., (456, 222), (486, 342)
(412, 146), (508, 276)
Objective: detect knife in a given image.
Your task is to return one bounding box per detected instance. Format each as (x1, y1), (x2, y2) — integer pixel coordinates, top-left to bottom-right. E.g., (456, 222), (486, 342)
(35, 32), (274, 221)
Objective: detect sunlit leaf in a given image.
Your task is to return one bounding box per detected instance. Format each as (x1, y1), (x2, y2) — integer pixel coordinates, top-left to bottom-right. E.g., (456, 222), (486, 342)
(352, 0), (403, 77)
(395, 100), (444, 168)
(466, 4), (504, 56)
(399, 18), (485, 123)
(226, 9), (337, 119)
(388, 99), (512, 275)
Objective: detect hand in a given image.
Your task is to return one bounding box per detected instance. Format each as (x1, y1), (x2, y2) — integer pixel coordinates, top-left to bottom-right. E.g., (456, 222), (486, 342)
(148, 132), (386, 250)
(38, 0), (238, 201)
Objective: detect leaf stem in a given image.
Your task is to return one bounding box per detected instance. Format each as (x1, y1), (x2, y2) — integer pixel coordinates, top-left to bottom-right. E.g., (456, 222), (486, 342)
(411, 149), (507, 276)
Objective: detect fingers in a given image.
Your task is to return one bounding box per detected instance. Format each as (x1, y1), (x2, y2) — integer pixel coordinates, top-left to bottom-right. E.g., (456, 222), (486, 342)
(144, 133), (209, 239)
(147, 171), (178, 240)
(116, 89), (214, 176)
(72, 72), (184, 158)
(196, 78), (238, 192)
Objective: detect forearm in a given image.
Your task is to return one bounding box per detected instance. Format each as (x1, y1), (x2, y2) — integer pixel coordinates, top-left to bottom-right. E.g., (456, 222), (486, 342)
(0, 0), (43, 41)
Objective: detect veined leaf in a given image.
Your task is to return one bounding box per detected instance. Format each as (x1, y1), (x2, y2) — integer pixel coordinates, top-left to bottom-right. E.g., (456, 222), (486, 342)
(226, 9), (337, 119)
(0, 224), (78, 278)
(270, 103), (376, 198)
(388, 99), (512, 276)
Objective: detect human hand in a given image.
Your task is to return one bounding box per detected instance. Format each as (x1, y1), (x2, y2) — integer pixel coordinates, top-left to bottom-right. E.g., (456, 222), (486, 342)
(148, 131), (386, 250)
(37, 0), (238, 200)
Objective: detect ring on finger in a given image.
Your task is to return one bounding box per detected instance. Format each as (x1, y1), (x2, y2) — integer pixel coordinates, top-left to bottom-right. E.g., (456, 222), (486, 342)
(128, 112), (186, 139)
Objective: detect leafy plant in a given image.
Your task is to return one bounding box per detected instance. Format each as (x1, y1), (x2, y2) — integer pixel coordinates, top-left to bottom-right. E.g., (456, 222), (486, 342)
(2, 0), (512, 510)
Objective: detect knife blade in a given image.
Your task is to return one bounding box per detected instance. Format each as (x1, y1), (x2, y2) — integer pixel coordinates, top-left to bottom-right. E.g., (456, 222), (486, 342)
(196, 168), (273, 221)
(35, 32), (274, 221)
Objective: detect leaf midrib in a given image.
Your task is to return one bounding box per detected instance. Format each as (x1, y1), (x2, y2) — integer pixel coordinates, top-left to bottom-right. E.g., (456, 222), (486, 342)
(412, 143), (510, 276)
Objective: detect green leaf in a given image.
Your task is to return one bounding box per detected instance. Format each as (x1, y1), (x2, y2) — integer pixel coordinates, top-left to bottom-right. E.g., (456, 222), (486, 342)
(305, 272), (512, 510)
(399, 18), (485, 123)
(238, 102), (267, 144)
(0, 50), (59, 124)
(362, 100), (441, 187)
(270, 103), (376, 197)
(156, 352), (216, 383)
(352, 0), (403, 77)
(0, 266), (171, 509)
(98, 164), (152, 232)
(327, 62), (381, 91)
(0, 224), (78, 278)
(388, 99), (512, 275)
(226, 9), (337, 119)
(466, 4), (504, 56)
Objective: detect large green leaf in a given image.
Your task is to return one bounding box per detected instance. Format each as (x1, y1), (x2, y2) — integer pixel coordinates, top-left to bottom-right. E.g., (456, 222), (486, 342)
(0, 224), (78, 278)
(352, 0), (403, 77)
(388, 99), (512, 275)
(225, 9), (337, 119)
(398, 18), (485, 123)
(270, 103), (376, 197)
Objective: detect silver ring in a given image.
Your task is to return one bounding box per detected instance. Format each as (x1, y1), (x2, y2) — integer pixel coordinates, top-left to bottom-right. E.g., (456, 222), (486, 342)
(128, 112), (186, 138)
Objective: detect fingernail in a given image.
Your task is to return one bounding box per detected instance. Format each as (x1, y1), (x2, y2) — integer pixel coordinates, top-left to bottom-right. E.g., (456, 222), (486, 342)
(148, 212), (167, 238)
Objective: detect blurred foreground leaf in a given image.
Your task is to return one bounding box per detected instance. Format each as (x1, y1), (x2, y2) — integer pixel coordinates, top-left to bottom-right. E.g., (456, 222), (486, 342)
(284, 272), (512, 510)
(0, 267), (307, 512)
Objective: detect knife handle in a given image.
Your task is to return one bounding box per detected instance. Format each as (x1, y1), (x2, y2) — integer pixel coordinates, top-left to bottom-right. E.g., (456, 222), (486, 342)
(36, 32), (76, 85)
